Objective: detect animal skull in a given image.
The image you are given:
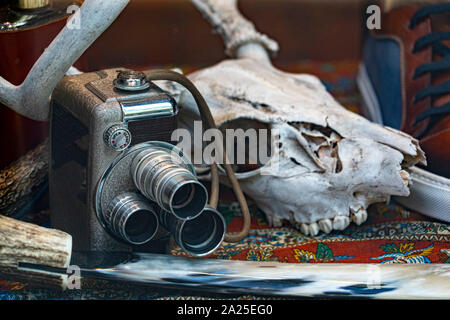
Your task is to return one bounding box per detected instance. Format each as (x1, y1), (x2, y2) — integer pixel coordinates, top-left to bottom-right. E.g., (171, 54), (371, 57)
(166, 56), (425, 235)
(163, 0), (426, 235)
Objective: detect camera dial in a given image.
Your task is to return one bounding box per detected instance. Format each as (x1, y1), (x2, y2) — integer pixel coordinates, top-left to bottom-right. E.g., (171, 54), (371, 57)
(104, 124), (132, 151)
(114, 70), (150, 92)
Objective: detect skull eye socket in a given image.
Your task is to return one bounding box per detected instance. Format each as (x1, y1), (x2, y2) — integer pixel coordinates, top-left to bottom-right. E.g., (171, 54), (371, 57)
(218, 119), (273, 173)
(216, 119), (346, 174)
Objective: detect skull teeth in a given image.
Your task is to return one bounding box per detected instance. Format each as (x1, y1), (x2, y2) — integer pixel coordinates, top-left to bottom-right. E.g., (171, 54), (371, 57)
(300, 223), (309, 236)
(332, 215), (350, 230)
(298, 209), (367, 236)
(300, 222), (319, 236)
(309, 222), (319, 236)
(350, 208), (368, 226)
(318, 219), (333, 234)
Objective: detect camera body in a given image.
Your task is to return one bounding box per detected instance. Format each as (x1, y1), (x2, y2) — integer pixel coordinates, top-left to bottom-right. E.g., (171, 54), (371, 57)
(50, 69), (179, 252)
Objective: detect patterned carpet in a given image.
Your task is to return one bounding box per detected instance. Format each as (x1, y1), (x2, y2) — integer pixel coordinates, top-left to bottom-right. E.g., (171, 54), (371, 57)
(1, 60), (449, 300)
(172, 201), (450, 264)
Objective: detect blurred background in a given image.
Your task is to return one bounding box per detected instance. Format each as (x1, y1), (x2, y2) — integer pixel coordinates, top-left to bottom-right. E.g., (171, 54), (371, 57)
(0, 0), (376, 168)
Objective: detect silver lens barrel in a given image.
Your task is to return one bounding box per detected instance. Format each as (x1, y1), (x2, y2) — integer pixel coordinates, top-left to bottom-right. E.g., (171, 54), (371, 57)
(158, 206), (226, 257)
(131, 146), (208, 220)
(104, 192), (159, 245)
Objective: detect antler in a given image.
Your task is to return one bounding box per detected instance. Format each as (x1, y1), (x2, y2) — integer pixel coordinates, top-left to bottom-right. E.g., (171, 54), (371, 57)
(0, 214), (72, 290)
(0, 0), (130, 121)
(190, 0), (279, 58)
(0, 139), (49, 217)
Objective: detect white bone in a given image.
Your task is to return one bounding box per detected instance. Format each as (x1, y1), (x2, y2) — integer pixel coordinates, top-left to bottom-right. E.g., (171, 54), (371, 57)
(166, 0), (427, 234)
(171, 57), (425, 233)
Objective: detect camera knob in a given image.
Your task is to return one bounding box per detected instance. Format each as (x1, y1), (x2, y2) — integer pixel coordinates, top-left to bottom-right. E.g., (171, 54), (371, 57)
(114, 70), (150, 92)
(104, 125), (132, 151)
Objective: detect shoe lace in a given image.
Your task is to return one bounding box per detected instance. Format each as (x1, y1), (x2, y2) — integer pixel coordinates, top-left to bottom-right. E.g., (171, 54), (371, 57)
(409, 2), (450, 125)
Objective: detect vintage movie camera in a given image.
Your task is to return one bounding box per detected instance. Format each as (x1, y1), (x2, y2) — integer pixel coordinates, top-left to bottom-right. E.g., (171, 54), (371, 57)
(49, 69), (225, 255)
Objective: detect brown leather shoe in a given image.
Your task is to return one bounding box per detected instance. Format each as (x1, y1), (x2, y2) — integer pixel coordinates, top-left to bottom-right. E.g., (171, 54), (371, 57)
(357, 2), (450, 222)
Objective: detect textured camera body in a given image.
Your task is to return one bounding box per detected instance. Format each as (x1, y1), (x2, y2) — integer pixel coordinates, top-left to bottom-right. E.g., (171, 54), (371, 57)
(49, 69), (178, 252)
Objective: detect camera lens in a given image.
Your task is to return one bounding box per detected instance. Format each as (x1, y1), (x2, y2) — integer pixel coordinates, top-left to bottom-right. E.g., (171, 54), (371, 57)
(172, 184), (194, 208)
(158, 206), (226, 257)
(180, 208), (225, 256)
(131, 146), (208, 220)
(104, 192), (159, 245)
(169, 181), (208, 220)
(181, 214), (216, 247)
(124, 209), (158, 244)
